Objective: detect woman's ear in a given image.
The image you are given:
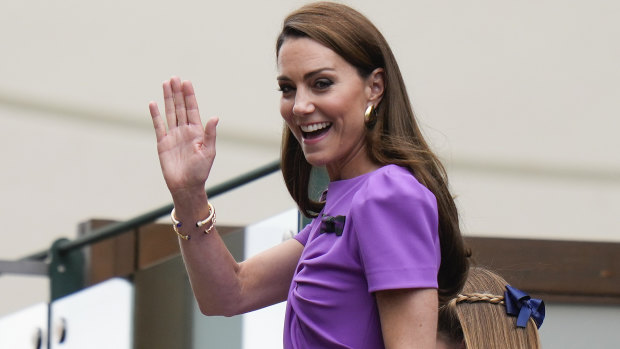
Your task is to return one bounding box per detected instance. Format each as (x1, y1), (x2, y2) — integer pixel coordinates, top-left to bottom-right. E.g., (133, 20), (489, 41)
(366, 68), (385, 104)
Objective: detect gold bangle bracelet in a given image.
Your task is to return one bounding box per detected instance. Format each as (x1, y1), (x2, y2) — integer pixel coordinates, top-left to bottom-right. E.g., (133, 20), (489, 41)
(196, 202), (215, 228)
(203, 215), (217, 234)
(170, 202), (216, 240)
(170, 208), (190, 240)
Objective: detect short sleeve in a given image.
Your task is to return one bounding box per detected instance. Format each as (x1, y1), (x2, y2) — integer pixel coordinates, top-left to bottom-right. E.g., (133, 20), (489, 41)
(294, 218), (314, 246)
(351, 167), (441, 292)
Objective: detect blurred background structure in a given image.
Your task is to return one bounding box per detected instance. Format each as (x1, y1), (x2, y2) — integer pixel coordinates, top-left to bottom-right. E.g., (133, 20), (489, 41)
(1, 0), (618, 347)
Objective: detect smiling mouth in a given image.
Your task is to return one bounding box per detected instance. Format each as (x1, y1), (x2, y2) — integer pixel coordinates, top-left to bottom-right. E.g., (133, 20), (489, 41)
(300, 122), (332, 140)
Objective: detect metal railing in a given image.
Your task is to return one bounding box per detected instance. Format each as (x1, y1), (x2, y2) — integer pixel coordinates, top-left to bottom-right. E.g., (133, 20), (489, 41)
(0, 159), (281, 299)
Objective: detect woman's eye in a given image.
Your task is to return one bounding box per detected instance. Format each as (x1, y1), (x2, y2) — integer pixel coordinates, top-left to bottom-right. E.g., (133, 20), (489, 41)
(314, 79), (333, 90)
(278, 84), (295, 94)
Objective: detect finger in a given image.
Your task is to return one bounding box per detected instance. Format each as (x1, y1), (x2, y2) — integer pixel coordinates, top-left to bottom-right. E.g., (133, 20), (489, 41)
(182, 80), (202, 126)
(149, 101), (167, 141)
(171, 77), (188, 126)
(203, 116), (219, 151)
(163, 80), (177, 130)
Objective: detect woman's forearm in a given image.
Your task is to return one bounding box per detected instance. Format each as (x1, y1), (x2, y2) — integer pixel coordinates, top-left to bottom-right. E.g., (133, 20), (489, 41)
(171, 191), (302, 316)
(172, 192), (245, 316)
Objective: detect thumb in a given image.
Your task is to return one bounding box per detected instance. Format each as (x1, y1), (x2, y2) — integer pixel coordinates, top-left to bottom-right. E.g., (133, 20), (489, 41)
(203, 116), (219, 149)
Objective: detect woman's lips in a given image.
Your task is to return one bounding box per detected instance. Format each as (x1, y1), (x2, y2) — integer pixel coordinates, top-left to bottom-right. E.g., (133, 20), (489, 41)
(301, 122), (332, 140)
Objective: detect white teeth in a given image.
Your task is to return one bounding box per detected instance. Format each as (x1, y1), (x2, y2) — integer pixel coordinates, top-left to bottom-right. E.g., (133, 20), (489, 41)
(300, 122), (331, 133)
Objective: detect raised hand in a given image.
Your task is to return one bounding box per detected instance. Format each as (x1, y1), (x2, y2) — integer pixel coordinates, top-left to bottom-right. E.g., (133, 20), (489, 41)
(148, 77), (218, 199)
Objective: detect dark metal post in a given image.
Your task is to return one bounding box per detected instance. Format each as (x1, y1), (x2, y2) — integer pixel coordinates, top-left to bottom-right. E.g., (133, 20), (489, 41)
(49, 238), (85, 300)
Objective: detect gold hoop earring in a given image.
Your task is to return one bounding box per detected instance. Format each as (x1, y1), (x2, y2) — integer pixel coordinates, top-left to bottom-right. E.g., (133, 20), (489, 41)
(364, 105), (375, 123)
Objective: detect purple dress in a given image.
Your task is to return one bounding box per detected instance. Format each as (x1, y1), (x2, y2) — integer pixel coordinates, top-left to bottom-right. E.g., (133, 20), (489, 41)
(283, 164), (441, 348)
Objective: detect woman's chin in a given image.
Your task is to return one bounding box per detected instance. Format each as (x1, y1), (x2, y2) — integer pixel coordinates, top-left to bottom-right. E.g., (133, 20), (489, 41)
(303, 154), (329, 168)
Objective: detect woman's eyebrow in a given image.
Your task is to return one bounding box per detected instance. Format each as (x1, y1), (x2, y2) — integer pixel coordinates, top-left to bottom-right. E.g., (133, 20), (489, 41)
(277, 68), (336, 81)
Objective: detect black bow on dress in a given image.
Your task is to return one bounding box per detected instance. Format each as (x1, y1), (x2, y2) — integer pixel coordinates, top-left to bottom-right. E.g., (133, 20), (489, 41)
(320, 215), (346, 236)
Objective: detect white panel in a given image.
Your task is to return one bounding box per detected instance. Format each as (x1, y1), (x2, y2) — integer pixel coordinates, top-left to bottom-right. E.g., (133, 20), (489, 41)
(242, 209), (298, 349)
(0, 302), (48, 349)
(539, 302), (620, 349)
(49, 278), (132, 349)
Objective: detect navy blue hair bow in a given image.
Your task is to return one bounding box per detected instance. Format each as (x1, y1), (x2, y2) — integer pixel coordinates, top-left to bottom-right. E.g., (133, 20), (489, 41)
(320, 215), (346, 236)
(504, 285), (545, 329)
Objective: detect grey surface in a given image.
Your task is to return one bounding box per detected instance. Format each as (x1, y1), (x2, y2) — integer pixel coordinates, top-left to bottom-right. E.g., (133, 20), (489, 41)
(539, 302), (620, 349)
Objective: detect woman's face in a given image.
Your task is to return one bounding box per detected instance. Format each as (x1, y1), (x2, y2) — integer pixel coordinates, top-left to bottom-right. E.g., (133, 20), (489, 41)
(277, 37), (380, 180)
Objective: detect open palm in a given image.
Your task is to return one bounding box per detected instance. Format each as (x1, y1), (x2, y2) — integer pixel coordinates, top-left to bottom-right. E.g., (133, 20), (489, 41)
(148, 77), (218, 196)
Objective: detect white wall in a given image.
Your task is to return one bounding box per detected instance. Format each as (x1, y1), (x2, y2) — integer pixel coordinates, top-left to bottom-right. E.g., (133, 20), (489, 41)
(1, 0), (618, 337)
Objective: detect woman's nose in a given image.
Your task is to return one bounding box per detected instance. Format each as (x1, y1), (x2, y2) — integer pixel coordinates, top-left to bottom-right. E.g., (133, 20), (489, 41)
(292, 89), (315, 116)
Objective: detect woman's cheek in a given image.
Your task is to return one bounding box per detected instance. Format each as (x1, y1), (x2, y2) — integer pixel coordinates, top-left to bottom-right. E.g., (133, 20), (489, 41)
(285, 121), (302, 143)
(279, 99), (293, 119)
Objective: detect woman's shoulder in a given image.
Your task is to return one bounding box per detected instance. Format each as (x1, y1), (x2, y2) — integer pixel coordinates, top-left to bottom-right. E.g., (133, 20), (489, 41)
(350, 164), (439, 237)
(348, 164), (438, 216)
(365, 164), (433, 197)
(370, 163), (414, 179)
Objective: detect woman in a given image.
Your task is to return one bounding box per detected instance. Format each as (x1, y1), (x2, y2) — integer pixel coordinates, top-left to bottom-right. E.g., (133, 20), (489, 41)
(437, 267), (545, 349)
(148, 2), (468, 348)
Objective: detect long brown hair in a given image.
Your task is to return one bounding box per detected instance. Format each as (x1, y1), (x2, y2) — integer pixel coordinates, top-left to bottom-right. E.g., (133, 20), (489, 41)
(438, 267), (542, 348)
(276, 1), (468, 303)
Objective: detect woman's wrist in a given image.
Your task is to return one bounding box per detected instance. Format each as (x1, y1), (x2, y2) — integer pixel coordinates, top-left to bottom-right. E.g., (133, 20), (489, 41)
(172, 202), (216, 240)
(170, 190), (214, 240)
(171, 188), (210, 219)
